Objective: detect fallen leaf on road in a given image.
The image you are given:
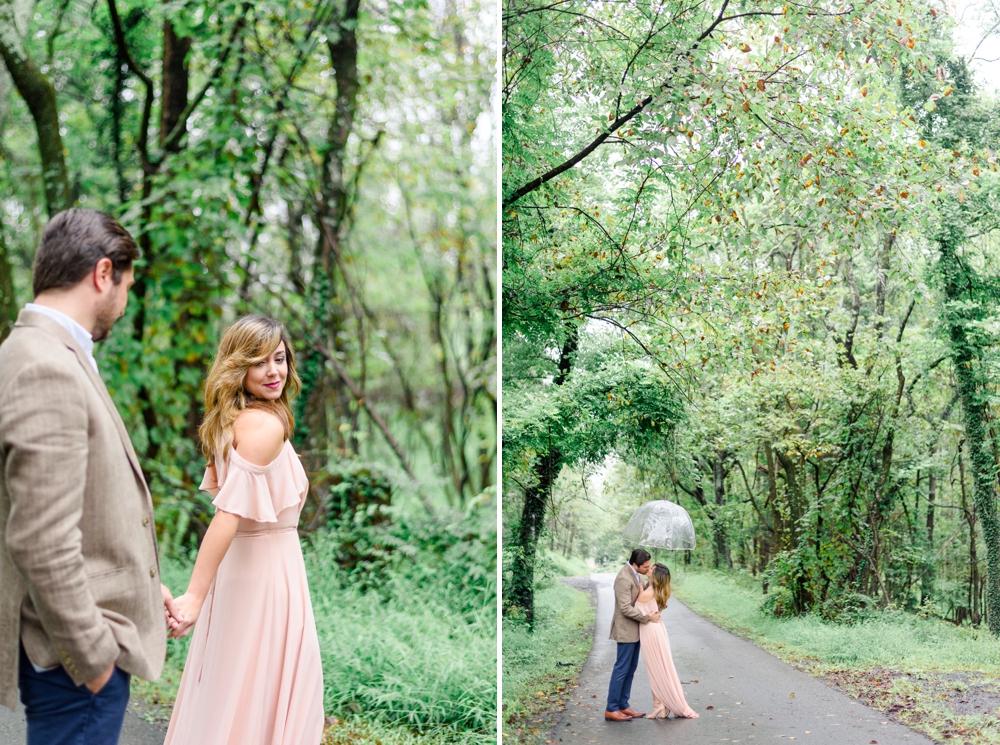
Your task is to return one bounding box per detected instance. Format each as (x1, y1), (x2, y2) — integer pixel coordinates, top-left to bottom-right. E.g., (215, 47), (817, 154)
(790, 692), (795, 698)
(706, 706), (714, 710)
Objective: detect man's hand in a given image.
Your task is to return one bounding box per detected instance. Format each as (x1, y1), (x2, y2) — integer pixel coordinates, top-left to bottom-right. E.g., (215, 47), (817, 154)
(169, 593), (204, 639)
(161, 583), (182, 633)
(84, 661), (115, 694)
(650, 611), (662, 623)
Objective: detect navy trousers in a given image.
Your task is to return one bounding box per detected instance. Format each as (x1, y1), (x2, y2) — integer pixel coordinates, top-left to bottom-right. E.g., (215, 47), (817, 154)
(606, 640), (641, 712)
(18, 643), (130, 745)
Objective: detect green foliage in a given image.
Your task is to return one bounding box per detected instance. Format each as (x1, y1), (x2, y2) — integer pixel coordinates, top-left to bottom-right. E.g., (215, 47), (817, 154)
(759, 583), (797, 620)
(317, 502), (498, 619)
(308, 525), (496, 740)
(2, 0), (497, 530)
(818, 592), (882, 625)
(501, 581), (594, 730)
(502, 328), (682, 621)
(142, 510), (496, 742)
(321, 465), (394, 575)
(502, 0), (1000, 637)
(503, 335), (683, 468)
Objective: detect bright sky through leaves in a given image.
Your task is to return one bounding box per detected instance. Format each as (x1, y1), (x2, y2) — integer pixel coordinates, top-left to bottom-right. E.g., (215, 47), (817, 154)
(953, 0), (1000, 92)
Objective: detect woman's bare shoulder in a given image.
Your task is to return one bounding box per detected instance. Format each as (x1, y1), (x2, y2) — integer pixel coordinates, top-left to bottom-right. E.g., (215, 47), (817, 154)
(637, 586), (655, 602)
(232, 409), (286, 465)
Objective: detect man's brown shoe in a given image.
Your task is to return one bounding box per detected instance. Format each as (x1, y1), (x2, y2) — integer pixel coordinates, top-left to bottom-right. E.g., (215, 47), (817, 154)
(605, 710), (633, 722)
(621, 708), (646, 718)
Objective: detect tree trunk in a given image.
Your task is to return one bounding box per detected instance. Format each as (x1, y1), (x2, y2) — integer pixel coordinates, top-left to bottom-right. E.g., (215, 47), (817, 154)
(712, 451), (731, 569)
(312, 0), (361, 456)
(160, 18), (191, 151)
(507, 325), (578, 626)
(939, 224), (1000, 635)
(958, 448), (980, 624)
(160, 18), (211, 446)
(922, 445), (937, 603)
(509, 448), (560, 628)
(0, 228), (17, 341)
(0, 0), (71, 214)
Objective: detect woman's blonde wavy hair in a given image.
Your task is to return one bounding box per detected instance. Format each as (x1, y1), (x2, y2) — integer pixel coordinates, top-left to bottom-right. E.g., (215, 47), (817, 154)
(198, 315), (301, 464)
(649, 563), (672, 611)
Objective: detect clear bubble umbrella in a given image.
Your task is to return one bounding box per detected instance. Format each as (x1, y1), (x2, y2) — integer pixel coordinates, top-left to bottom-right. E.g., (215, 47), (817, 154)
(622, 500), (696, 562)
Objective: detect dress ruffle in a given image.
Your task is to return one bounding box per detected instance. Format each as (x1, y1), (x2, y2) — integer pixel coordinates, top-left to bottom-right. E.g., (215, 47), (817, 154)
(199, 441), (309, 523)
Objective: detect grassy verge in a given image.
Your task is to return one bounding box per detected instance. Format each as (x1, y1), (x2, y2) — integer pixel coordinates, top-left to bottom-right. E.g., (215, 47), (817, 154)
(541, 551), (593, 579)
(502, 575), (596, 745)
(132, 526), (496, 745)
(671, 568), (1000, 744)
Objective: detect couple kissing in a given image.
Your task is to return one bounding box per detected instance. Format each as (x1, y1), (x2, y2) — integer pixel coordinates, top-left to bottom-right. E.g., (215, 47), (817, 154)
(605, 548), (699, 723)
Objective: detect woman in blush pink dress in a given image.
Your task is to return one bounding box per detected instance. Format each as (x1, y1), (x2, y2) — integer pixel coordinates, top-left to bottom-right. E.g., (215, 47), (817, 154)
(635, 563), (698, 720)
(164, 315), (324, 745)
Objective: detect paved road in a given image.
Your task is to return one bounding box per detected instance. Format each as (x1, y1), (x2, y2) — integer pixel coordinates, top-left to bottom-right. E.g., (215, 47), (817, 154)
(0, 699), (166, 744)
(550, 573), (936, 745)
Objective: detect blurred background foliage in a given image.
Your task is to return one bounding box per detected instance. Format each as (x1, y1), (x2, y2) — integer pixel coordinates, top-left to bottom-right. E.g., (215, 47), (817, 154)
(0, 0), (496, 740)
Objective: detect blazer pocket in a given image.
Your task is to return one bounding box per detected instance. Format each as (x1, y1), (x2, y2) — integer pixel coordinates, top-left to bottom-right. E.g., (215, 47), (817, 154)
(86, 566), (126, 581)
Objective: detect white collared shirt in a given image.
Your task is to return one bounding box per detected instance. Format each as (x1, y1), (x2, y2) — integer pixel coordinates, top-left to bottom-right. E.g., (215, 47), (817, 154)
(25, 303), (98, 374)
(628, 562), (642, 586)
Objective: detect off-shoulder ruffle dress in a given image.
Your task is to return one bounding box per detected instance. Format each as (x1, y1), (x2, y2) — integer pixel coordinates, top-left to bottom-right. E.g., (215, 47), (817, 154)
(635, 598), (698, 719)
(164, 441), (324, 745)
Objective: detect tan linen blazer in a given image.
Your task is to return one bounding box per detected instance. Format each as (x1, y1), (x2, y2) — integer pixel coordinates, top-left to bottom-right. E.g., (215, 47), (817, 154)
(608, 563), (651, 643)
(0, 309), (165, 710)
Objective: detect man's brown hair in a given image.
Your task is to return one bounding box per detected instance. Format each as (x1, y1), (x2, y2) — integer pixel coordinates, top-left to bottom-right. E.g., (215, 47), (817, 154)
(629, 548), (651, 567)
(32, 209), (140, 297)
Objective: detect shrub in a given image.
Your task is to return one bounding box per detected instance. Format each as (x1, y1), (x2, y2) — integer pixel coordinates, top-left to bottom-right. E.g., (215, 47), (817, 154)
(760, 585), (796, 618)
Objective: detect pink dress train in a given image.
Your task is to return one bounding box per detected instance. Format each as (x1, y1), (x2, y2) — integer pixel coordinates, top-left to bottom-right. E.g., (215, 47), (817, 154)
(164, 441), (325, 745)
(636, 598), (698, 718)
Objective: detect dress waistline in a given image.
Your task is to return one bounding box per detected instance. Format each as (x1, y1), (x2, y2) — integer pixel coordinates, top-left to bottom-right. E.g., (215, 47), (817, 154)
(234, 526), (298, 537)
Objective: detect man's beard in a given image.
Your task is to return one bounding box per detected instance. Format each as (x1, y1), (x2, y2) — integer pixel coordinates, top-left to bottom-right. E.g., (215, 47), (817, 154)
(92, 296), (119, 342)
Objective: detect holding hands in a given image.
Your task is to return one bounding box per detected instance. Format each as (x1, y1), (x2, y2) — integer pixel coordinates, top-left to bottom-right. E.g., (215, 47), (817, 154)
(160, 509), (242, 639)
(161, 583), (197, 639)
(168, 593), (203, 639)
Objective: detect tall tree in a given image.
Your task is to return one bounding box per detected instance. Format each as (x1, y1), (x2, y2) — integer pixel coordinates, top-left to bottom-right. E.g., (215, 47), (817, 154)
(0, 0), (71, 214)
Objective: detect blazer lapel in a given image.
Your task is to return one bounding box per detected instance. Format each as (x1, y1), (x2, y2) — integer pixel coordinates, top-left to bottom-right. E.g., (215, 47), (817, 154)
(627, 564), (642, 595)
(72, 347), (149, 496)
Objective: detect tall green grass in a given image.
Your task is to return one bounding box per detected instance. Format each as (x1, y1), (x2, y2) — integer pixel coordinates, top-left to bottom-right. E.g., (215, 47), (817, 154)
(672, 568), (1000, 673)
(538, 550), (592, 580)
(502, 580), (594, 721)
(307, 529), (496, 742)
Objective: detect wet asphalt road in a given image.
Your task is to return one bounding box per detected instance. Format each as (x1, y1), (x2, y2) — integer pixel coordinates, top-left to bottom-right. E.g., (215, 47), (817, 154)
(0, 699), (166, 744)
(550, 573), (937, 745)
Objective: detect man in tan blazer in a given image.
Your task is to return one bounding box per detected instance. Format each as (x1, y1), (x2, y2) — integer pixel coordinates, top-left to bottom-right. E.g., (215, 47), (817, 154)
(605, 548), (661, 722)
(0, 209), (177, 744)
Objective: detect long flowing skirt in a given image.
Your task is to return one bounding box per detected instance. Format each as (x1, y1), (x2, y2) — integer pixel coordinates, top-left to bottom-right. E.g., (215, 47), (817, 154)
(164, 530), (324, 745)
(638, 606), (698, 718)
